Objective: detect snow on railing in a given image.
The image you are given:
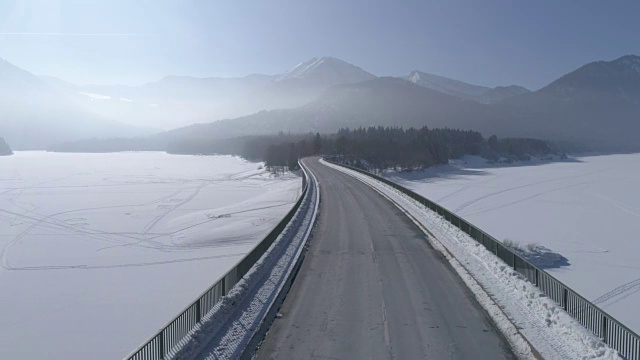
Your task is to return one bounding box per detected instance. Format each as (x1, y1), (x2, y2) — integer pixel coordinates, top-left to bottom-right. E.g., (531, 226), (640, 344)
(326, 156), (640, 360)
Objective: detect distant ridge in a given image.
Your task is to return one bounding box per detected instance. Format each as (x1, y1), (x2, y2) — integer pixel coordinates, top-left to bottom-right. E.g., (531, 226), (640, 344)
(404, 70), (490, 99)
(0, 58), (152, 150)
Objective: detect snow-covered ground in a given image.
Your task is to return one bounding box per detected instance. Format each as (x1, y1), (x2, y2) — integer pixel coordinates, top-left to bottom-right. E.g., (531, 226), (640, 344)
(0, 152), (301, 359)
(384, 154), (640, 334)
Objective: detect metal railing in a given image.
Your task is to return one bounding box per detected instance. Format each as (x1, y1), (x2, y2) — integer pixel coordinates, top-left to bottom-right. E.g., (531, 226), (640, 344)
(325, 157), (640, 360)
(126, 162), (309, 360)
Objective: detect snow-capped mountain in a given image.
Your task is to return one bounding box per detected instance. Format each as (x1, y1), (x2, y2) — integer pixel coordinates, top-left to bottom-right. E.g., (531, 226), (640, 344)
(404, 70), (490, 100)
(235, 56), (377, 113)
(276, 56), (375, 84)
(0, 58), (152, 149)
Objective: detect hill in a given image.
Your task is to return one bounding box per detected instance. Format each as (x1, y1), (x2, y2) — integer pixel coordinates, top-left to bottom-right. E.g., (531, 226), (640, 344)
(0, 58), (152, 150)
(404, 70), (490, 99)
(0, 137), (12, 156)
(493, 55), (640, 150)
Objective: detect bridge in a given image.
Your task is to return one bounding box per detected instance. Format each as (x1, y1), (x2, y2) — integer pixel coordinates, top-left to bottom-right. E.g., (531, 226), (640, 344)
(255, 157), (513, 359)
(127, 157), (639, 360)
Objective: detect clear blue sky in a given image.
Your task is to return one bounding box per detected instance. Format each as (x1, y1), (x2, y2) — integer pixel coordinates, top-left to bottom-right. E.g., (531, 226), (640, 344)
(1, 0), (638, 89)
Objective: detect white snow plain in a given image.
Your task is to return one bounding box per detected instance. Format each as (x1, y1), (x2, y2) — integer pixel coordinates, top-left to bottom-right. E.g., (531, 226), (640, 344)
(0, 152), (301, 359)
(383, 154), (640, 335)
(323, 159), (619, 359)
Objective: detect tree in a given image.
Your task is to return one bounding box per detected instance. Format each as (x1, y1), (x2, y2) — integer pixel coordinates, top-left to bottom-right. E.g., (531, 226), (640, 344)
(313, 132), (322, 154)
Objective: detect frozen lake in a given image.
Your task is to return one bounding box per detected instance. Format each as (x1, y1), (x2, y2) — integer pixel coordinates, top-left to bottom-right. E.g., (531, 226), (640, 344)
(386, 153), (640, 334)
(0, 152), (301, 359)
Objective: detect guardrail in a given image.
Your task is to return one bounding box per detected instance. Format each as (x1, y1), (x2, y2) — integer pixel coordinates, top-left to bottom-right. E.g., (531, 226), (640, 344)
(325, 157), (640, 360)
(126, 161), (309, 360)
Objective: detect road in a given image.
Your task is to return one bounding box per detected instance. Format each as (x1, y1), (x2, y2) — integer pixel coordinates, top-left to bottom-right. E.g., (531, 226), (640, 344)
(255, 157), (515, 359)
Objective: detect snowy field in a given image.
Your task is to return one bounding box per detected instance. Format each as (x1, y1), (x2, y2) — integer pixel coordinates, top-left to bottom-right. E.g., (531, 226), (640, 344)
(385, 153), (640, 334)
(0, 152), (301, 359)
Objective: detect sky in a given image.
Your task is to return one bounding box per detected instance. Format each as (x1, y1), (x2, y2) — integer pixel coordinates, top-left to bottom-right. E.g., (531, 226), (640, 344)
(0, 0), (639, 89)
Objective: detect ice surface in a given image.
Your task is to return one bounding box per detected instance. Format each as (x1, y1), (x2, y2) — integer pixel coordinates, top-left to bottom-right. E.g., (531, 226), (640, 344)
(0, 152), (300, 359)
(384, 154), (640, 334)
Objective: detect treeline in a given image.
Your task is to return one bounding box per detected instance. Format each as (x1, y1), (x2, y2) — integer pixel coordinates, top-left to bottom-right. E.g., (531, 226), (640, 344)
(166, 126), (562, 174)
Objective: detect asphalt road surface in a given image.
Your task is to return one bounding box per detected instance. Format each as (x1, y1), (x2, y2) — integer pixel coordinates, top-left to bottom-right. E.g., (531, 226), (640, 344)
(255, 157), (515, 359)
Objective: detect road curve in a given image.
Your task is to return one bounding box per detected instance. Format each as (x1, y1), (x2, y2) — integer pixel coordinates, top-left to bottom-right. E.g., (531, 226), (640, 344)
(255, 157), (515, 359)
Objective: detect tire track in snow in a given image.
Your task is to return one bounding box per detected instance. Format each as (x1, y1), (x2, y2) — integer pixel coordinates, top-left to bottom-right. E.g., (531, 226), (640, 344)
(453, 169), (609, 213)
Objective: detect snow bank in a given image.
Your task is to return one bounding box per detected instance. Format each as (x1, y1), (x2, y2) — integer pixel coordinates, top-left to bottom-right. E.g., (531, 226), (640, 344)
(321, 159), (619, 360)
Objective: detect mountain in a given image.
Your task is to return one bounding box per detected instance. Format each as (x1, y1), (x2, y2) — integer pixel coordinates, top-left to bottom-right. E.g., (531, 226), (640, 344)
(244, 56), (377, 111)
(0, 58), (152, 150)
(0, 137), (12, 156)
(404, 70), (530, 104)
(404, 70), (490, 100)
(45, 54), (640, 153)
(477, 85), (531, 104)
(43, 57), (376, 130)
(276, 57), (376, 84)
(42, 73), (278, 130)
(167, 56), (640, 152)
(491, 55), (640, 150)
(163, 77), (495, 142)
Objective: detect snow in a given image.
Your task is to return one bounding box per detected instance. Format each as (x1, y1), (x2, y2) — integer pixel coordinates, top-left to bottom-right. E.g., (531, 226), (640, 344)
(322, 159), (619, 359)
(382, 154), (640, 335)
(277, 57), (324, 81)
(0, 152), (301, 359)
(78, 91), (112, 100)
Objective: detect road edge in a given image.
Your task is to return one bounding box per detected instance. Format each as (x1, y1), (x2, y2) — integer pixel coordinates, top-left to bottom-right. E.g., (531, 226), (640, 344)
(239, 159), (321, 359)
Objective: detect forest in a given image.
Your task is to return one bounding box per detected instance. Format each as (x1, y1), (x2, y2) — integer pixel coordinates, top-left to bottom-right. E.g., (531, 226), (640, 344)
(166, 126), (563, 174)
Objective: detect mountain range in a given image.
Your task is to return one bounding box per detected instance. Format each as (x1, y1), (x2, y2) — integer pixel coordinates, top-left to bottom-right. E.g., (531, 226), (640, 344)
(402, 70), (530, 104)
(0, 58), (154, 150)
(2, 54), (640, 151)
(40, 57), (376, 132)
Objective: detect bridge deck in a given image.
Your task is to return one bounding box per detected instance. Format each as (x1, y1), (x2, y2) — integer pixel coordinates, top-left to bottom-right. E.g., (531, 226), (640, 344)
(256, 157), (514, 359)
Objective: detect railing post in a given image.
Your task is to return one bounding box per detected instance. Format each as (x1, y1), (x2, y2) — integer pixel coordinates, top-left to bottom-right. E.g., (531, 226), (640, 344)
(159, 331), (165, 359)
(535, 268), (539, 287)
(563, 288), (569, 310)
(196, 299), (202, 323)
(601, 315), (608, 344)
(513, 252), (517, 270)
